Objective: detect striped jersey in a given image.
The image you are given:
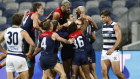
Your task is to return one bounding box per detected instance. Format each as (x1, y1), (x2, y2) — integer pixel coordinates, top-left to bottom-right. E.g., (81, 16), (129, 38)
(102, 22), (119, 50)
(5, 27), (24, 56)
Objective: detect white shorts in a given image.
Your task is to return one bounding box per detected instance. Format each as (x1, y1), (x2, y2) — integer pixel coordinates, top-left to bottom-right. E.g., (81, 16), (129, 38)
(6, 55), (28, 72)
(101, 50), (120, 62)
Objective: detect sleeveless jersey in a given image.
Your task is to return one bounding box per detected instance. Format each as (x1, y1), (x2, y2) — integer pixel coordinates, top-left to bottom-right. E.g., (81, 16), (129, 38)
(39, 31), (56, 56)
(53, 7), (68, 25)
(5, 27), (24, 54)
(69, 30), (85, 52)
(102, 22), (119, 50)
(21, 12), (35, 35)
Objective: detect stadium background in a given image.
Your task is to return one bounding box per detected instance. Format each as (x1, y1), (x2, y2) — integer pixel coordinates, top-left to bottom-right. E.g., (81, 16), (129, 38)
(0, 0), (140, 79)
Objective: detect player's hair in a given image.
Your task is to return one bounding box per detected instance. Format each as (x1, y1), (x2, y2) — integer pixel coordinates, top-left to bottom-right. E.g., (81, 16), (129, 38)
(52, 20), (58, 31)
(43, 20), (52, 30)
(100, 10), (111, 16)
(61, 0), (70, 6)
(67, 13), (72, 19)
(12, 13), (24, 26)
(32, 2), (42, 12)
(68, 22), (77, 33)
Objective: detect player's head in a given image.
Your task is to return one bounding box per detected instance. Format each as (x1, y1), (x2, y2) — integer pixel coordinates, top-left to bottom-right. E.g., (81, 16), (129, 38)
(67, 13), (75, 21)
(68, 22), (77, 33)
(76, 6), (86, 18)
(43, 20), (53, 31)
(12, 13), (24, 26)
(61, 0), (71, 13)
(52, 20), (59, 31)
(100, 10), (111, 23)
(32, 2), (43, 15)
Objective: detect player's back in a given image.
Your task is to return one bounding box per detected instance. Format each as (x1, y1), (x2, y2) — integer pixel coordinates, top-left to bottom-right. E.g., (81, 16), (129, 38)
(21, 12), (34, 33)
(5, 27), (24, 56)
(69, 30), (86, 52)
(39, 31), (55, 56)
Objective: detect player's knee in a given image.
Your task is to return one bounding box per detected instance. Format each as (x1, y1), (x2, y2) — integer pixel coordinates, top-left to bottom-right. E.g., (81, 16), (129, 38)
(113, 71), (121, 76)
(102, 69), (107, 75)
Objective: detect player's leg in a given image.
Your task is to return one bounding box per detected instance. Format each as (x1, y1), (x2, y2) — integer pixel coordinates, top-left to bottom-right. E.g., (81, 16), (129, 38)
(78, 66), (86, 79)
(111, 61), (126, 79)
(7, 72), (14, 79)
(42, 69), (54, 79)
(101, 60), (111, 79)
(71, 65), (79, 79)
(62, 58), (72, 79)
(81, 64), (91, 79)
(53, 62), (67, 79)
(29, 62), (35, 79)
(18, 70), (29, 79)
(0, 53), (6, 61)
(90, 63), (98, 79)
(0, 58), (6, 69)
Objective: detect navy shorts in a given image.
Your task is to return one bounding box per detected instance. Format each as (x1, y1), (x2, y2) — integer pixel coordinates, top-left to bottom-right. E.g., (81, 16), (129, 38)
(72, 51), (89, 66)
(39, 55), (59, 70)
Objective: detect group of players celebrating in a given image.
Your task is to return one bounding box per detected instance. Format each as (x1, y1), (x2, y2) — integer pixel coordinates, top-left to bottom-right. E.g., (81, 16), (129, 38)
(0, 0), (126, 79)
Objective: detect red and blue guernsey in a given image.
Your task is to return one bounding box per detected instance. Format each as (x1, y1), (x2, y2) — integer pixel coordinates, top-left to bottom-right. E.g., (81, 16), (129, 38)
(38, 31), (56, 56)
(69, 30), (89, 65)
(21, 12), (35, 36)
(69, 30), (85, 52)
(54, 7), (67, 25)
(39, 31), (60, 70)
(21, 12), (35, 54)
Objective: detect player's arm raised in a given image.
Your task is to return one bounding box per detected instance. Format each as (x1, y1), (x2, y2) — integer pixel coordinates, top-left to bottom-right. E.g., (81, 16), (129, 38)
(32, 13), (44, 32)
(52, 12), (60, 21)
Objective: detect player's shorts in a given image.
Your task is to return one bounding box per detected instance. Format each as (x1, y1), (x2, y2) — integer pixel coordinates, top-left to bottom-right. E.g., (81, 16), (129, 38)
(61, 47), (74, 61)
(40, 55), (59, 70)
(101, 50), (120, 62)
(72, 50), (90, 66)
(87, 48), (96, 64)
(6, 55), (28, 72)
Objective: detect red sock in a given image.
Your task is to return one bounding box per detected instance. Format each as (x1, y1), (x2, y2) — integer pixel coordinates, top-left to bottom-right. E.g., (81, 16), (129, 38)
(0, 64), (2, 69)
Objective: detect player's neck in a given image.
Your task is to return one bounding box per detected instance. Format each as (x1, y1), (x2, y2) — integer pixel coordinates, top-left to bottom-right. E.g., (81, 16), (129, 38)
(106, 20), (112, 26)
(12, 25), (19, 28)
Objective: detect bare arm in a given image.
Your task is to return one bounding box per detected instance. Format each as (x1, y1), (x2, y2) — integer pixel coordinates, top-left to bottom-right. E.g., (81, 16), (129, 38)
(90, 31), (96, 43)
(52, 12), (60, 21)
(22, 10), (29, 24)
(112, 24), (122, 50)
(40, 11), (53, 26)
(32, 41), (41, 56)
(21, 30), (35, 55)
(32, 13), (43, 32)
(107, 24), (122, 55)
(52, 33), (73, 44)
(0, 30), (7, 54)
(87, 16), (98, 31)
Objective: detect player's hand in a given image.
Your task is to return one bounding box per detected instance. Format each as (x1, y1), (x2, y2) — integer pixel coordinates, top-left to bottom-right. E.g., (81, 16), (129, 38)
(68, 38), (75, 44)
(24, 10), (29, 15)
(62, 23), (68, 27)
(87, 16), (93, 22)
(106, 48), (114, 55)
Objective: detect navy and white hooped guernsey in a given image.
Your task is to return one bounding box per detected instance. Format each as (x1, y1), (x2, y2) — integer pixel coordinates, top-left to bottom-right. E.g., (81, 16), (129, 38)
(102, 22), (119, 50)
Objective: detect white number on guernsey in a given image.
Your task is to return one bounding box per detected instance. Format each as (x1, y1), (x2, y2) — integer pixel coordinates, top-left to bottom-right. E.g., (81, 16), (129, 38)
(74, 36), (84, 49)
(22, 15), (29, 26)
(41, 37), (47, 50)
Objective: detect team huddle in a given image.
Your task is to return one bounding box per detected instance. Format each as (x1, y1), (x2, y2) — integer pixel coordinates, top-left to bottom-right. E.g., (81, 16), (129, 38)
(0, 0), (126, 79)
